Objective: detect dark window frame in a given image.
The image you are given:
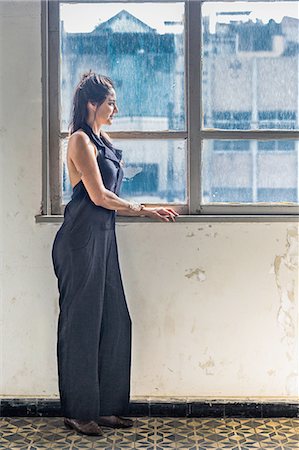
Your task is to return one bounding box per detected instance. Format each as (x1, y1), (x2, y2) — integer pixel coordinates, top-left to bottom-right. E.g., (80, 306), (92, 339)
(39, 0), (299, 221)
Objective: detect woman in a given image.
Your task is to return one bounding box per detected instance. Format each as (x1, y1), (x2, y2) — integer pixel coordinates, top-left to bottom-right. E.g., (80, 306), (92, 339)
(51, 71), (179, 436)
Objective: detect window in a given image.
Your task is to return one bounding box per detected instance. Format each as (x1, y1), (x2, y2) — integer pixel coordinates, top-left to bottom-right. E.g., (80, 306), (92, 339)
(43, 0), (299, 217)
(203, 139), (298, 203)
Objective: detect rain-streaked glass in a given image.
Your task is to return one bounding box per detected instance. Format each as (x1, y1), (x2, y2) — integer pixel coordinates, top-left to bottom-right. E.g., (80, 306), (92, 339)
(61, 138), (187, 205)
(60, 2), (185, 132)
(202, 140), (298, 203)
(202, 2), (299, 130)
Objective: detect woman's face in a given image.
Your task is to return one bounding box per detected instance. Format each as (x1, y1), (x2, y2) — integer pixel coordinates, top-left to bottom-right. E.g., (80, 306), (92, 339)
(95, 89), (119, 126)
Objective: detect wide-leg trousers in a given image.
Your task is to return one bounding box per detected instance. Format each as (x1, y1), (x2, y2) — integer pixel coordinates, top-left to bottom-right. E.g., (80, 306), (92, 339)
(52, 226), (132, 421)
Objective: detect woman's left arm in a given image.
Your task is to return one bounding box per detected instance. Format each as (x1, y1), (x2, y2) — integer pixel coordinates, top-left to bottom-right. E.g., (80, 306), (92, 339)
(116, 206), (179, 221)
(116, 209), (146, 217)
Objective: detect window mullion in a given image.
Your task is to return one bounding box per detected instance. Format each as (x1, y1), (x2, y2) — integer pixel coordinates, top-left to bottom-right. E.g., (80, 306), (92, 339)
(60, 131), (188, 139)
(200, 130), (299, 140)
(49, 0), (62, 215)
(186, 0), (202, 214)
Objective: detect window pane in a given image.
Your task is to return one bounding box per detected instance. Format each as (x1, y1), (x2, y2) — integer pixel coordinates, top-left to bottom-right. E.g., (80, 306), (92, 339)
(62, 139), (187, 205)
(202, 140), (298, 203)
(60, 2), (185, 132)
(202, 2), (299, 130)
(118, 139), (186, 203)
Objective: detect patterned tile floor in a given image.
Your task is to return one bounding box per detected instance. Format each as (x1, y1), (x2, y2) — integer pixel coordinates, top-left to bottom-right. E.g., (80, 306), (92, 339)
(0, 417), (298, 449)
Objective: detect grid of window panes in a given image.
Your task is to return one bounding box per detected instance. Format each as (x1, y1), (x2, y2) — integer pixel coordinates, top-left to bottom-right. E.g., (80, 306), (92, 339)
(202, 2), (299, 132)
(62, 137), (187, 205)
(60, 3), (185, 133)
(60, 2), (186, 205)
(59, 1), (299, 207)
(201, 1), (298, 204)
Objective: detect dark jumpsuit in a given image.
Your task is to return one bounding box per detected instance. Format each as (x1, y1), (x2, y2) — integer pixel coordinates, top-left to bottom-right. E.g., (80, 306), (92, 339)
(51, 122), (132, 421)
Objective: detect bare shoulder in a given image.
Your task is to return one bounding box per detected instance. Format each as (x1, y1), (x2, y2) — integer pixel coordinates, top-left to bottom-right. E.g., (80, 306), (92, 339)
(68, 130), (97, 157)
(68, 130), (90, 147)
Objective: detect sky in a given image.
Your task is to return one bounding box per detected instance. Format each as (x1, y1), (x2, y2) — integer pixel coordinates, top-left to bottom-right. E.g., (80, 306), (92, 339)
(60, 1), (299, 34)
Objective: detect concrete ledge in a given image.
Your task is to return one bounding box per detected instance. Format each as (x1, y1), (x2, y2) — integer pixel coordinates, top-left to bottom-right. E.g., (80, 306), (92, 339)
(35, 214), (299, 223)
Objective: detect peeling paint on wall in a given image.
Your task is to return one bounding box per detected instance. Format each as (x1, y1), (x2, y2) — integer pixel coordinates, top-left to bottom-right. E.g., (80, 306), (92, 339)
(203, 232), (218, 238)
(186, 232), (195, 237)
(273, 226), (298, 394)
(185, 268), (206, 282)
(198, 357), (215, 375)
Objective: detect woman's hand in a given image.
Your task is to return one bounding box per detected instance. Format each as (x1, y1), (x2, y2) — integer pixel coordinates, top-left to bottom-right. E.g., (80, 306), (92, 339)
(142, 207), (179, 222)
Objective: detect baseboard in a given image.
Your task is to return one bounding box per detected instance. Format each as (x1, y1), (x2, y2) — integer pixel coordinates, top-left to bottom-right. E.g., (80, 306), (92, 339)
(0, 399), (298, 418)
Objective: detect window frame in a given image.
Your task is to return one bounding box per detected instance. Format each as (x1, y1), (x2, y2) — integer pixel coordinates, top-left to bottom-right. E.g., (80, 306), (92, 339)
(40, 0), (299, 220)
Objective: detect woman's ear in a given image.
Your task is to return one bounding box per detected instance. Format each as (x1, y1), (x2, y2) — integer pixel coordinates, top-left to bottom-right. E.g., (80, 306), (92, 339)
(87, 100), (97, 112)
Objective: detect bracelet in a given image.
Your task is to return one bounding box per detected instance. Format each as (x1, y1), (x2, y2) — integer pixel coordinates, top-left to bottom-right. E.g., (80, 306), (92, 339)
(128, 202), (145, 212)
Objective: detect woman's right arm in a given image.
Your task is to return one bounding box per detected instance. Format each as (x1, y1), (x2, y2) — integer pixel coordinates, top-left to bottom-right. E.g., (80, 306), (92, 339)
(68, 133), (178, 222)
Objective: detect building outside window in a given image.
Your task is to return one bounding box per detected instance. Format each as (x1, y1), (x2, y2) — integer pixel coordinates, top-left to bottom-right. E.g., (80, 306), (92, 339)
(44, 0), (299, 217)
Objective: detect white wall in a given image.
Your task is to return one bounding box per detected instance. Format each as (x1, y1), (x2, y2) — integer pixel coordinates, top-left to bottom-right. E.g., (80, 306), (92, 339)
(0, 1), (298, 402)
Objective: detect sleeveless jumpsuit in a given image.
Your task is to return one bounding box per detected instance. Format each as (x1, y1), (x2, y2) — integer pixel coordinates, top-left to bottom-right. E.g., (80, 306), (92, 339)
(51, 122), (132, 421)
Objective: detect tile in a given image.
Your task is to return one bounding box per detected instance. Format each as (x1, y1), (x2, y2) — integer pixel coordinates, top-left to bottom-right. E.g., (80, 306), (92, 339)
(2, 399), (298, 420)
(224, 402), (262, 418)
(0, 400), (37, 417)
(9, 447), (31, 450)
(0, 416), (297, 449)
(175, 447), (198, 450)
(128, 402), (149, 417)
(36, 400), (61, 417)
(188, 402), (225, 418)
(262, 403), (299, 418)
(29, 448), (51, 450)
(70, 442), (94, 450)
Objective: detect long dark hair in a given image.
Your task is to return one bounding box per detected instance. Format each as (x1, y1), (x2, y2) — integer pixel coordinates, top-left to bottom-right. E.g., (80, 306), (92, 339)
(69, 70), (115, 135)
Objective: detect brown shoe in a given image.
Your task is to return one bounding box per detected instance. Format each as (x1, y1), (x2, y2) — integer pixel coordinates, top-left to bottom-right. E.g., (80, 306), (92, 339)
(64, 417), (103, 436)
(97, 415), (134, 428)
